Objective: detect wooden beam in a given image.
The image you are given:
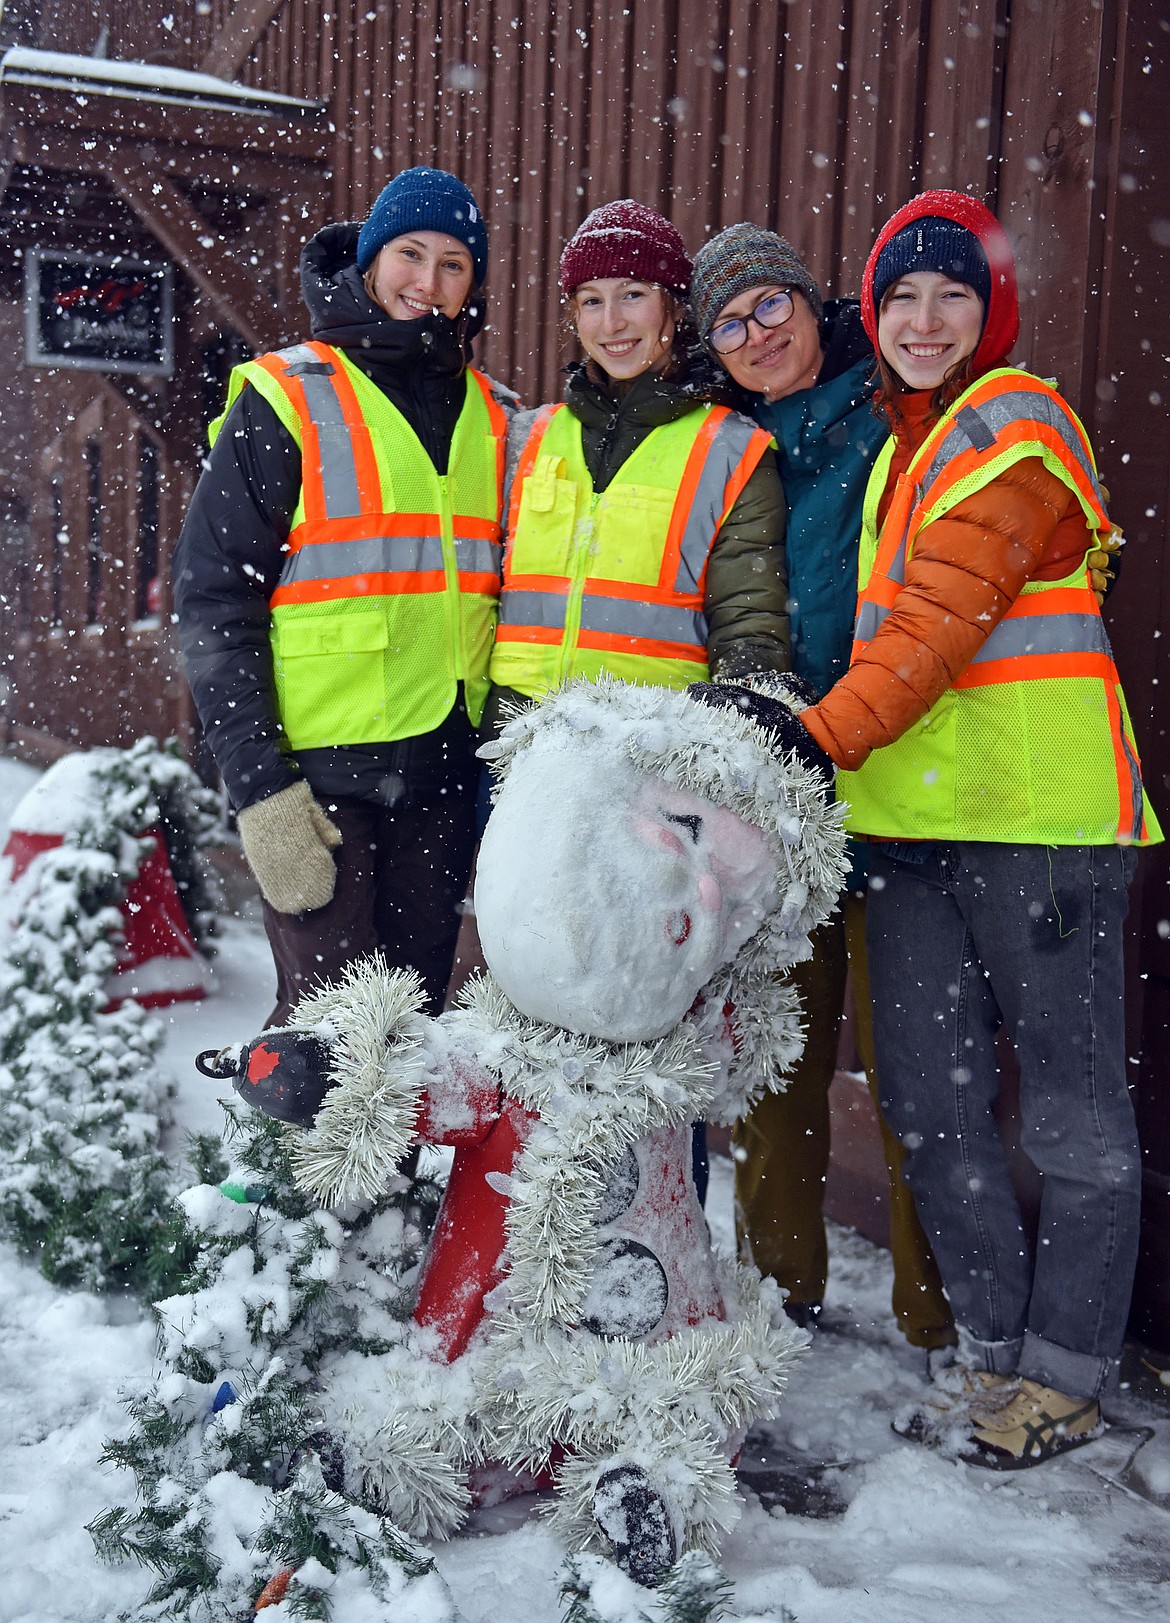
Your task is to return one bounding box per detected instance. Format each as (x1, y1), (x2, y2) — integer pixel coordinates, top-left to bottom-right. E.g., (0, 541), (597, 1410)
(200, 0), (290, 81)
(105, 156), (276, 351)
(22, 125), (322, 200)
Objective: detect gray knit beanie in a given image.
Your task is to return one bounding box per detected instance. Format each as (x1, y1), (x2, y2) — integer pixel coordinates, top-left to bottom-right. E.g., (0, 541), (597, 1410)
(690, 223), (824, 338)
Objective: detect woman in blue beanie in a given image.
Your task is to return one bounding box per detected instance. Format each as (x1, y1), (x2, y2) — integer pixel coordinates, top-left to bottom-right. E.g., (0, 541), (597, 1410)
(175, 167), (514, 1023)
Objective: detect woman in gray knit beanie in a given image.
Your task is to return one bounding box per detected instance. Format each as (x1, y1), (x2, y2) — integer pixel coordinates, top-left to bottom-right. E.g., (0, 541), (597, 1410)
(690, 224), (825, 401)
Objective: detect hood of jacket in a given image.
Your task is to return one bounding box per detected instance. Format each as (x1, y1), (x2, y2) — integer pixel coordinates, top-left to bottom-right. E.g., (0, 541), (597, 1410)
(299, 221), (486, 375)
(859, 190), (1019, 378)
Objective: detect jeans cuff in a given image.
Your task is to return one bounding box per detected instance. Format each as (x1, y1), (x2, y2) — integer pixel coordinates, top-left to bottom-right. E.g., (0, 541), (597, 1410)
(958, 1326), (1022, 1376)
(1017, 1330), (1117, 1401)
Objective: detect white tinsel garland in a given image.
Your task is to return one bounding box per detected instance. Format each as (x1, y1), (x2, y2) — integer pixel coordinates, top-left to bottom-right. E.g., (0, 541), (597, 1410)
(287, 959), (432, 1205)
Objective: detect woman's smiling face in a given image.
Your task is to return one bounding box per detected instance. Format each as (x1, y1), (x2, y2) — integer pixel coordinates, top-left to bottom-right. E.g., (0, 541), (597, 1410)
(367, 230), (475, 321)
(571, 279), (676, 381)
(878, 270), (985, 391)
(709, 284), (823, 401)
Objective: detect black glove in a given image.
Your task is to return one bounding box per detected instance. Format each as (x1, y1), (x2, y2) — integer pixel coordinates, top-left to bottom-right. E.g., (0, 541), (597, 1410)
(687, 678), (836, 786)
(196, 1030), (339, 1127)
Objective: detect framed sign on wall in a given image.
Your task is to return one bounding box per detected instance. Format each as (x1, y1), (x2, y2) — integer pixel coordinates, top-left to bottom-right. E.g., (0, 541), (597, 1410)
(23, 249), (174, 376)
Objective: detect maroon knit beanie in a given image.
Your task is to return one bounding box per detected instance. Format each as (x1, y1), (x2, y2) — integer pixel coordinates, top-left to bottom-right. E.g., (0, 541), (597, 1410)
(559, 200), (692, 299)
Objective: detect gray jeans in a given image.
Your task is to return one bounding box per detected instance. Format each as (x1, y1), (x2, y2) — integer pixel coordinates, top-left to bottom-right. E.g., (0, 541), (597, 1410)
(867, 841), (1141, 1399)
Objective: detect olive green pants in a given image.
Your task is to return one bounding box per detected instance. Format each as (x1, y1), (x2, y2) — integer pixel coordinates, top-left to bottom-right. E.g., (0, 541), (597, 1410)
(733, 891), (956, 1350)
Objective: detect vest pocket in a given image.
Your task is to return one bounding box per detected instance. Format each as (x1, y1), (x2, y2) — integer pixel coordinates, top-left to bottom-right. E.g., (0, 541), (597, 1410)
(513, 473), (579, 573)
(272, 611), (391, 748)
(592, 484), (677, 582)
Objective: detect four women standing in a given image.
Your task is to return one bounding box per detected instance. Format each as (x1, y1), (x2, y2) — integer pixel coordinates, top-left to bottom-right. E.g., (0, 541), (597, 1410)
(179, 171), (1161, 1478)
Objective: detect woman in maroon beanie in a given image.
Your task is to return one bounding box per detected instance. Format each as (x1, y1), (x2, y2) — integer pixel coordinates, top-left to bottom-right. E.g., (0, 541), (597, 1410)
(486, 199), (791, 723)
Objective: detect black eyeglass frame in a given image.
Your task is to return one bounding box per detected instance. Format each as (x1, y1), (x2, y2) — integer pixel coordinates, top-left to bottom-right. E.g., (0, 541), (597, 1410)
(706, 288), (797, 354)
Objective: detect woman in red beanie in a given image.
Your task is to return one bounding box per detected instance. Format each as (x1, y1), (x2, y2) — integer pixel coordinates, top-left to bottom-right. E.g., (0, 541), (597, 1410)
(486, 199), (791, 723)
(797, 190), (1162, 1466)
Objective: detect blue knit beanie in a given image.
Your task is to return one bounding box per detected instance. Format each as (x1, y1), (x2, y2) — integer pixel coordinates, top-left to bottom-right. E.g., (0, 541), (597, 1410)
(871, 217), (990, 310)
(356, 166), (488, 285)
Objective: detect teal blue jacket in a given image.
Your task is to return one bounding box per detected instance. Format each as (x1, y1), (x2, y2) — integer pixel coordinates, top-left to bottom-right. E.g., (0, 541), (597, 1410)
(751, 300), (885, 700)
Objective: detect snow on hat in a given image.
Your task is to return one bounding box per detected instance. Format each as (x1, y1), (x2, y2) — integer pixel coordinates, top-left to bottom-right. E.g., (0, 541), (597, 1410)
(559, 200), (692, 299)
(356, 166), (488, 284)
(862, 190), (1019, 375)
(690, 223), (824, 338)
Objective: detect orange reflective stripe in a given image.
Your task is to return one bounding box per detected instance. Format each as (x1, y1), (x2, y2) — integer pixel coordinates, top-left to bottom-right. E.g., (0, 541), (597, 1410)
(492, 621), (710, 663)
(271, 569), (500, 607)
(659, 408), (727, 590)
(1009, 583), (1096, 616)
(952, 650), (1118, 688)
(288, 513), (501, 552)
(719, 425), (772, 521)
(506, 405), (560, 545)
(1102, 680), (1138, 841)
(255, 353), (326, 521)
(468, 370), (507, 500)
(576, 629), (709, 662)
(501, 572), (700, 607)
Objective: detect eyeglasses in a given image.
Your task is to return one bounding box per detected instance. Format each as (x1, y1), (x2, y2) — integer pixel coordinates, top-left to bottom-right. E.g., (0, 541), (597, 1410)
(707, 290), (795, 354)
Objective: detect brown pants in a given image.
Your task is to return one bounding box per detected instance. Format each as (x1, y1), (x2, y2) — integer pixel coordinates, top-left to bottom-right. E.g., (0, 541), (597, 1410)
(733, 890), (955, 1350)
(262, 793), (477, 1027)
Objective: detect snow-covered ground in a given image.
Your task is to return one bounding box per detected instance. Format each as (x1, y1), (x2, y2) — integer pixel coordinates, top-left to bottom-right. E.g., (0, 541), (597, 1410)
(1, 752), (1168, 1623)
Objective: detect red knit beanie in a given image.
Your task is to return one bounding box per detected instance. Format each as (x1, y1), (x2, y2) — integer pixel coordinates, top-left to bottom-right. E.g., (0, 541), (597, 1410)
(559, 200), (692, 299)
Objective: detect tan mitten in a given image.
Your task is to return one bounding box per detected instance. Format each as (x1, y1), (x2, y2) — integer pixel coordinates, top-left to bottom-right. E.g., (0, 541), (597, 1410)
(236, 781), (342, 914)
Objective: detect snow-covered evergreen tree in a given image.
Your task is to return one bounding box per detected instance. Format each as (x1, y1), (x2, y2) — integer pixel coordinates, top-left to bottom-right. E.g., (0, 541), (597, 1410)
(0, 737), (221, 1292)
(89, 1101), (456, 1620)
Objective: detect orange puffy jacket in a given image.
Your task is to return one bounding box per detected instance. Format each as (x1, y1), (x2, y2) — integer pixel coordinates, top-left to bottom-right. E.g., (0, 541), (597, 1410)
(801, 390), (1094, 773)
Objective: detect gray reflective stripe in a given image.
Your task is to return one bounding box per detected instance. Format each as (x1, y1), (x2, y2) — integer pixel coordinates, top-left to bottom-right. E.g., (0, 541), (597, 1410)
(580, 595), (706, 645)
(273, 344), (364, 518)
(499, 589), (706, 647)
(972, 610), (1110, 663)
(278, 534), (497, 587)
(855, 600), (884, 643)
(278, 343), (334, 376)
(918, 387), (1103, 508)
(856, 605), (1108, 662)
(1120, 731), (1144, 841)
(672, 413), (765, 591)
(497, 592), (566, 630)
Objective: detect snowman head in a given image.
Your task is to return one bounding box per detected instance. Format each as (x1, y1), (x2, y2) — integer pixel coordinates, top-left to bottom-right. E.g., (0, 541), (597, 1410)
(474, 679), (847, 1043)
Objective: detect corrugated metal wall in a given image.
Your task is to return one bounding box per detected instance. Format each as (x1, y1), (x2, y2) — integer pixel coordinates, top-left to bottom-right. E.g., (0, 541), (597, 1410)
(218, 0), (1143, 414)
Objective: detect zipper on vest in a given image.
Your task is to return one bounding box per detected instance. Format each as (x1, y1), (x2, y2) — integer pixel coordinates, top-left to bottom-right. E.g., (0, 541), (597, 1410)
(558, 490), (600, 684)
(437, 474), (464, 681)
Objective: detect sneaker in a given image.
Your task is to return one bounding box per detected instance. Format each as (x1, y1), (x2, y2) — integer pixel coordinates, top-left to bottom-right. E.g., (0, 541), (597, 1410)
(893, 1363), (1018, 1447)
(966, 1378), (1103, 1470)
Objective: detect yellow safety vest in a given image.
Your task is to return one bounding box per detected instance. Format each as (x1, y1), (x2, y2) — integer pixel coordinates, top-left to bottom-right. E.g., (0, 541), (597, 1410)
(839, 368), (1161, 846)
(212, 341), (505, 749)
(489, 402), (774, 695)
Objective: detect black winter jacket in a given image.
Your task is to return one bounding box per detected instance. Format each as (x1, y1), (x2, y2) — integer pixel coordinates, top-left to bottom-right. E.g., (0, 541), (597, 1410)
(174, 224), (507, 812)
